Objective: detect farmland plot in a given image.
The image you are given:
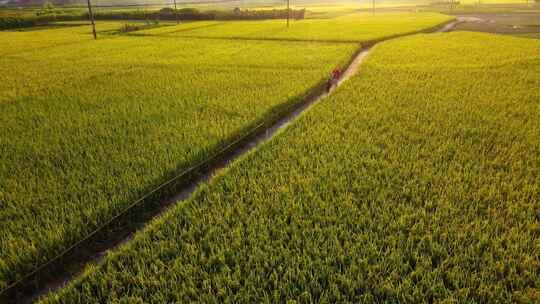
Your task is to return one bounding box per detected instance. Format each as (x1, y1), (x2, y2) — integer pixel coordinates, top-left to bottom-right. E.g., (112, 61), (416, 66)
(43, 32), (540, 303)
(137, 12), (454, 42)
(0, 21), (150, 56)
(0, 32), (358, 290)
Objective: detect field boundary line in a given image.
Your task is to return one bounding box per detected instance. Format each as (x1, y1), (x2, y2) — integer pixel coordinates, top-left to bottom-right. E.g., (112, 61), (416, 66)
(126, 18), (458, 44)
(0, 17), (458, 304)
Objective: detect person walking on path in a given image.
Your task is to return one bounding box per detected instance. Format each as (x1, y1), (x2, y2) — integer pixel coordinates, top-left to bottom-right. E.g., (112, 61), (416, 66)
(326, 67), (342, 93)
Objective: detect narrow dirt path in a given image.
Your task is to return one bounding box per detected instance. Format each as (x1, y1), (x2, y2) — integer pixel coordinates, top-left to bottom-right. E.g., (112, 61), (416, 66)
(435, 17), (486, 33)
(4, 19), (461, 304)
(339, 48), (371, 84)
(437, 18), (463, 32)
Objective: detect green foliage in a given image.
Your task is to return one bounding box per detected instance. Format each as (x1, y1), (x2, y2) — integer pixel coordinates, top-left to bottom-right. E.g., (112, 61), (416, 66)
(0, 16), (40, 29)
(41, 32), (540, 303)
(4, 7), (307, 24)
(36, 1), (59, 17)
(119, 23), (143, 32)
(212, 8), (306, 20)
(0, 8), (51, 29)
(0, 6), (83, 29)
(118, 20), (159, 33)
(0, 25), (357, 291)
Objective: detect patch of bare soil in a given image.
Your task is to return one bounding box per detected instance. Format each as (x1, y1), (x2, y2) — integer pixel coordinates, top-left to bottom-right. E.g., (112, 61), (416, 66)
(452, 12), (540, 38)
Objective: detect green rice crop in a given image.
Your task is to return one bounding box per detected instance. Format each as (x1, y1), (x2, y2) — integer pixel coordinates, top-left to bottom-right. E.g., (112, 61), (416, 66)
(0, 21), (150, 56)
(42, 32), (540, 303)
(137, 12), (454, 42)
(0, 30), (358, 290)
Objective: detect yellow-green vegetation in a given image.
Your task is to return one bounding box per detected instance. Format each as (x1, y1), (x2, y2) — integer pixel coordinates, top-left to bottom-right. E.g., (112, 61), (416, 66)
(0, 26), (359, 290)
(517, 32), (540, 38)
(137, 12), (454, 42)
(42, 32), (540, 303)
(0, 21), (153, 56)
(0, 12), (458, 292)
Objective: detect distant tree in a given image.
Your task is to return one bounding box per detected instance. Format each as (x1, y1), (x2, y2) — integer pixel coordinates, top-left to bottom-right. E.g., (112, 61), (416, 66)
(36, 1), (58, 18)
(43, 1), (54, 11)
(159, 7), (175, 14)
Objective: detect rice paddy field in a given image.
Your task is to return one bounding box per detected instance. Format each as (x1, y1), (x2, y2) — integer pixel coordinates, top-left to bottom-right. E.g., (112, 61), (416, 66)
(136, 12), (454, 42)
(0, 21), (153, 55)
(0, 27), (358, 291)
(39, 31), (540, 303)
(0, 12), (458, 295)
(3, 3), (540, 302)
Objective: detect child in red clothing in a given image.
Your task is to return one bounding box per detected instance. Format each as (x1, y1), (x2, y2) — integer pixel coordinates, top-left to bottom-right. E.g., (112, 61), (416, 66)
(326, 68), (342, 92)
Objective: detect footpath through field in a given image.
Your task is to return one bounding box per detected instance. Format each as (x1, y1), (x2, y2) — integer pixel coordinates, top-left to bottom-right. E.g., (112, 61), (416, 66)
(0, 14), (456, 303)
(43, 29), (540, 303)
(6, 18), (459, 304)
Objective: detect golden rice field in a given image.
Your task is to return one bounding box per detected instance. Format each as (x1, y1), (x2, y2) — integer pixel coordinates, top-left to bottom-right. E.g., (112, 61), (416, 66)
(1, 12), (455, 293)
(2, 7), (538, 303)
(41, 31), (540, 303)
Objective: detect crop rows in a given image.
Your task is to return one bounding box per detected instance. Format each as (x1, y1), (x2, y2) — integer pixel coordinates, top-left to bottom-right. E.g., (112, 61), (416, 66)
(0, 28), (358, 290)
(0, 21), (150, 56)
(42, 32), (540, 303)
(1, 13), (456, 291)
(137, 12), (454, 42)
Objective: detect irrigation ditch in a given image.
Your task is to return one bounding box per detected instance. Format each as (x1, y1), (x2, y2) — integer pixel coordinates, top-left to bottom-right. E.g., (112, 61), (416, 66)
(0, 18), (460, 304)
